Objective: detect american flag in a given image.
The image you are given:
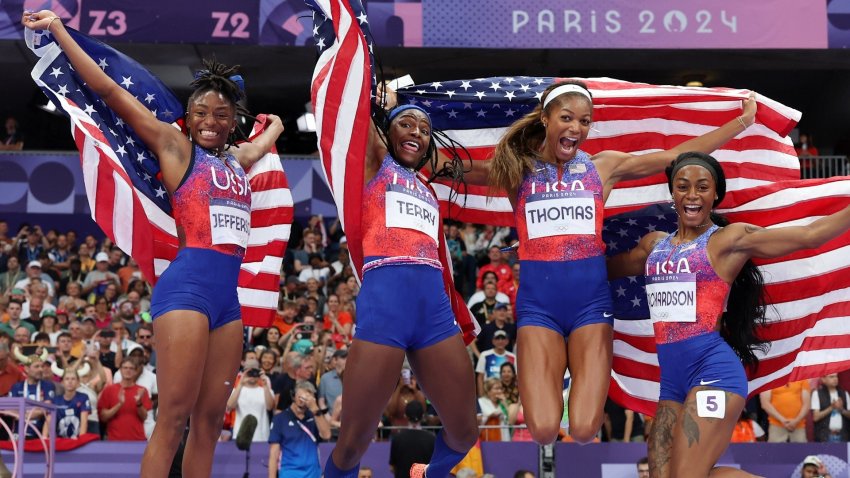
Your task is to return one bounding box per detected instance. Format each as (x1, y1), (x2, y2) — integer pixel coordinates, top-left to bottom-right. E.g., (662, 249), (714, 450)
(26, 27), (292, 327)
(395, 76), (802, 225)
(306, 0), (479, 343)
(608, 179), (850, 416)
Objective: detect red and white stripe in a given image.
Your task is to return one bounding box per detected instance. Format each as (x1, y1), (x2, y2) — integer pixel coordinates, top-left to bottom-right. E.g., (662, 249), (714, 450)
(611, 177), (850, 416)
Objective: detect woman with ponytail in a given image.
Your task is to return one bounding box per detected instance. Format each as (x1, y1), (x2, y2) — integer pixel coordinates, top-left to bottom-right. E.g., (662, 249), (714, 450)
(323, 99), (479, 478)
(607, 152), (850, 477)
(23, 10), (284, 477)
(491, 80), (757, 447)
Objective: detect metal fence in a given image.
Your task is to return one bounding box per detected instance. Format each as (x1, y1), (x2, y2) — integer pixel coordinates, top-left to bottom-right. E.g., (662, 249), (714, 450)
(800, 155), (849, 179)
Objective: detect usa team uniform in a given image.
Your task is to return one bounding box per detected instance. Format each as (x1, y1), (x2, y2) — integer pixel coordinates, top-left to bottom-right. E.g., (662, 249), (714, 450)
(151, 144), (251, 329)
(645, 225), (748, 403)
(515, 152), (613, 335)
(354, 155), (458, 350)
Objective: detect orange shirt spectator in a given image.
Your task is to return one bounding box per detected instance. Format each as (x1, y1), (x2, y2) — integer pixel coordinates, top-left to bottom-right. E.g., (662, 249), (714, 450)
(760, 379), (811, 443)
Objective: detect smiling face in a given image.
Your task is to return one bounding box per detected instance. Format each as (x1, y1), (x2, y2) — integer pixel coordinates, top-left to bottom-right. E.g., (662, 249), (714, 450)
(541, 94), (593, 163)
(187, 90), (236, 151)
(672, 165), (716, 229)
(389, 110), (431, 168)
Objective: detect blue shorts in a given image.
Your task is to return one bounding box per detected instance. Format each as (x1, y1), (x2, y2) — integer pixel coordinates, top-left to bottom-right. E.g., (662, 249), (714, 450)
(657, 332), (748, 403)
(354, 262), (459, 350)
(516, 256), (613, 336)
(150, 247), (242, 330)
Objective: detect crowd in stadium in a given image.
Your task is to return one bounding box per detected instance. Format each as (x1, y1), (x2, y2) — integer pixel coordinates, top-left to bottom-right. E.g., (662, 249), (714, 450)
(0, 217), (847, 447)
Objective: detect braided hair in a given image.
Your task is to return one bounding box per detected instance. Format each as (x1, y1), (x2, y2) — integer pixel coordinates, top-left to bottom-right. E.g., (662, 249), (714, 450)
(188, 58), (253, 147)
(372, 104), (472, 219)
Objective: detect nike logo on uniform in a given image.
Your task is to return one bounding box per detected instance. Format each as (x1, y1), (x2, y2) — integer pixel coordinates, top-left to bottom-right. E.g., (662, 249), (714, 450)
(603, 312), (613, 318)
(699, 379), (721, 386)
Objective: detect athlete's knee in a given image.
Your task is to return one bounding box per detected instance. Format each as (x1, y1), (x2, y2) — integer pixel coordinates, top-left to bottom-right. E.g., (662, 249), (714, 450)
(568, 413), (604, 444)
(526, 420), (561, 445)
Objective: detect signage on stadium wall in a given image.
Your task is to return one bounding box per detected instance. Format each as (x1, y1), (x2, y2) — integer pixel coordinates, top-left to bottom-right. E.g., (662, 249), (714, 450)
(0, 0), (834, 48)
(0, 152), (337, 218)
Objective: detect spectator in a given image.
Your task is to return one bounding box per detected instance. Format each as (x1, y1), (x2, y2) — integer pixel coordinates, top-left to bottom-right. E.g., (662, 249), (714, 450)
(0, 342), (24, 396)
(8, 353), (55, 437)
(126, 279), (152, 313)
(15, 225), (48, 266)
(106, 248), (125, 274)
(22, 294), (54, 321)
(473, 226), (510, 261)
(49, 234), (71, 272)
(636, 457), (649, 478)
(330, 240), (349, 275)
(500, 362), (519, 405)
(502, 263), (520, 306)
(259, 349), (280, 379)
(81, 252), (120, 297)
(34, 309), (62, 345)
(318, 349), (346, 412)
(14, 260), (55, 298)
(476, 245), (513, 290)
(469, 282), (506, 324)
(385, 369), (427, 429)
(59, 281), (87, 313)
(54, 332), (78, 368)
(760, 380), (811, 443)
(812, 373), (850, 442)
(475, 303), (516, 355)
(323, 294), (352, 348)
(602, 398), (644, 442)
(475, 330), (516, 396)
(0, 116), (24, 150)
(267, 380), (331, 478)
(0, 257), (23, 295)
(98, 357), (152, 441)
(94, 328), (120, 373)
(226, 359), (274, 442)
(389, 401), (435, 478)
(466, 273), (511, 309)
(77, 243), (96, 274)
(48, 368), (91, 438)
(478, 378), (510, 441)
(358, 468), (373, 478)
(279, 276), (301, 303)
(115, 300), (141, 337)
(514, 471), (535, 478)
(729, 410), (765, 443)
(795, 133), (819, 179)
(273, 353), (316, 412)
(0, 299), (35, 336)
(800, 455), (832, 478)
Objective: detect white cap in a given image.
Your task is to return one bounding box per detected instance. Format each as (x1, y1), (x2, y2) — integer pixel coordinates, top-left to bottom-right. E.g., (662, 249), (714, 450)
(27, 260), (42, 269)
(95, 252), (109, 263)
(803, 455), (822, 467)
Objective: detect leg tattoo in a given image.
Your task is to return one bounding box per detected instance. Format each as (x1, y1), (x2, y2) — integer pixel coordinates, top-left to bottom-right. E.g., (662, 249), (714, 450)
(649, 404), (677, 478)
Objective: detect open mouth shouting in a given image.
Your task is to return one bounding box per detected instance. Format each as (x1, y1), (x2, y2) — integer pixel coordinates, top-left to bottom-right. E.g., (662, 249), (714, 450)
(559, 136), (578, 156)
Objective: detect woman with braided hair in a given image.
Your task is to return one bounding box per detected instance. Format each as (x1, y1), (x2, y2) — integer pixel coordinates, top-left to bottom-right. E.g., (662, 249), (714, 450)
(23, 10), (284, 477)
(323, 101), (479, 478)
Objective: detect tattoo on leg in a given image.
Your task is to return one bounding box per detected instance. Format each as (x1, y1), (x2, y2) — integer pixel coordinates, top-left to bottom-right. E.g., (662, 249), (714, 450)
(649, 404), (676, 477)
(682, 398), (700, 448)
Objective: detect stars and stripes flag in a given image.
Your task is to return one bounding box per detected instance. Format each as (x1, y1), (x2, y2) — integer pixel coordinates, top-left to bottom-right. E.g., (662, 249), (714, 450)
(395, 76), (802, 225)
(606, 178), (850, 416)
(26, 27), (292, 327)
(306, 0), (479, 343)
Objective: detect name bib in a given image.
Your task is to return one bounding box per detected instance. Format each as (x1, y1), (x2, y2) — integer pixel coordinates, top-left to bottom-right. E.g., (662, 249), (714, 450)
(646, 274), (697, 323)
(525, 190), (595, 239)
(209, 198), (250, 248)
(385, 184), (439, 243)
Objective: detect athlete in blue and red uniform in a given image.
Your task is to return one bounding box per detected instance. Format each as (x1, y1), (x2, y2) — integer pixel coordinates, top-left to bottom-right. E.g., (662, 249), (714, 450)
(490, 81), (758, 445)
(23, 10), (284, 477)
(323, 104), (478, 478)
(608, 152), (850, 477)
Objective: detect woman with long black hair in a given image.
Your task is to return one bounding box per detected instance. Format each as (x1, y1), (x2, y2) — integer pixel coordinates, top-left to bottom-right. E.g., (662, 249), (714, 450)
(607, 152), (850, 477)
